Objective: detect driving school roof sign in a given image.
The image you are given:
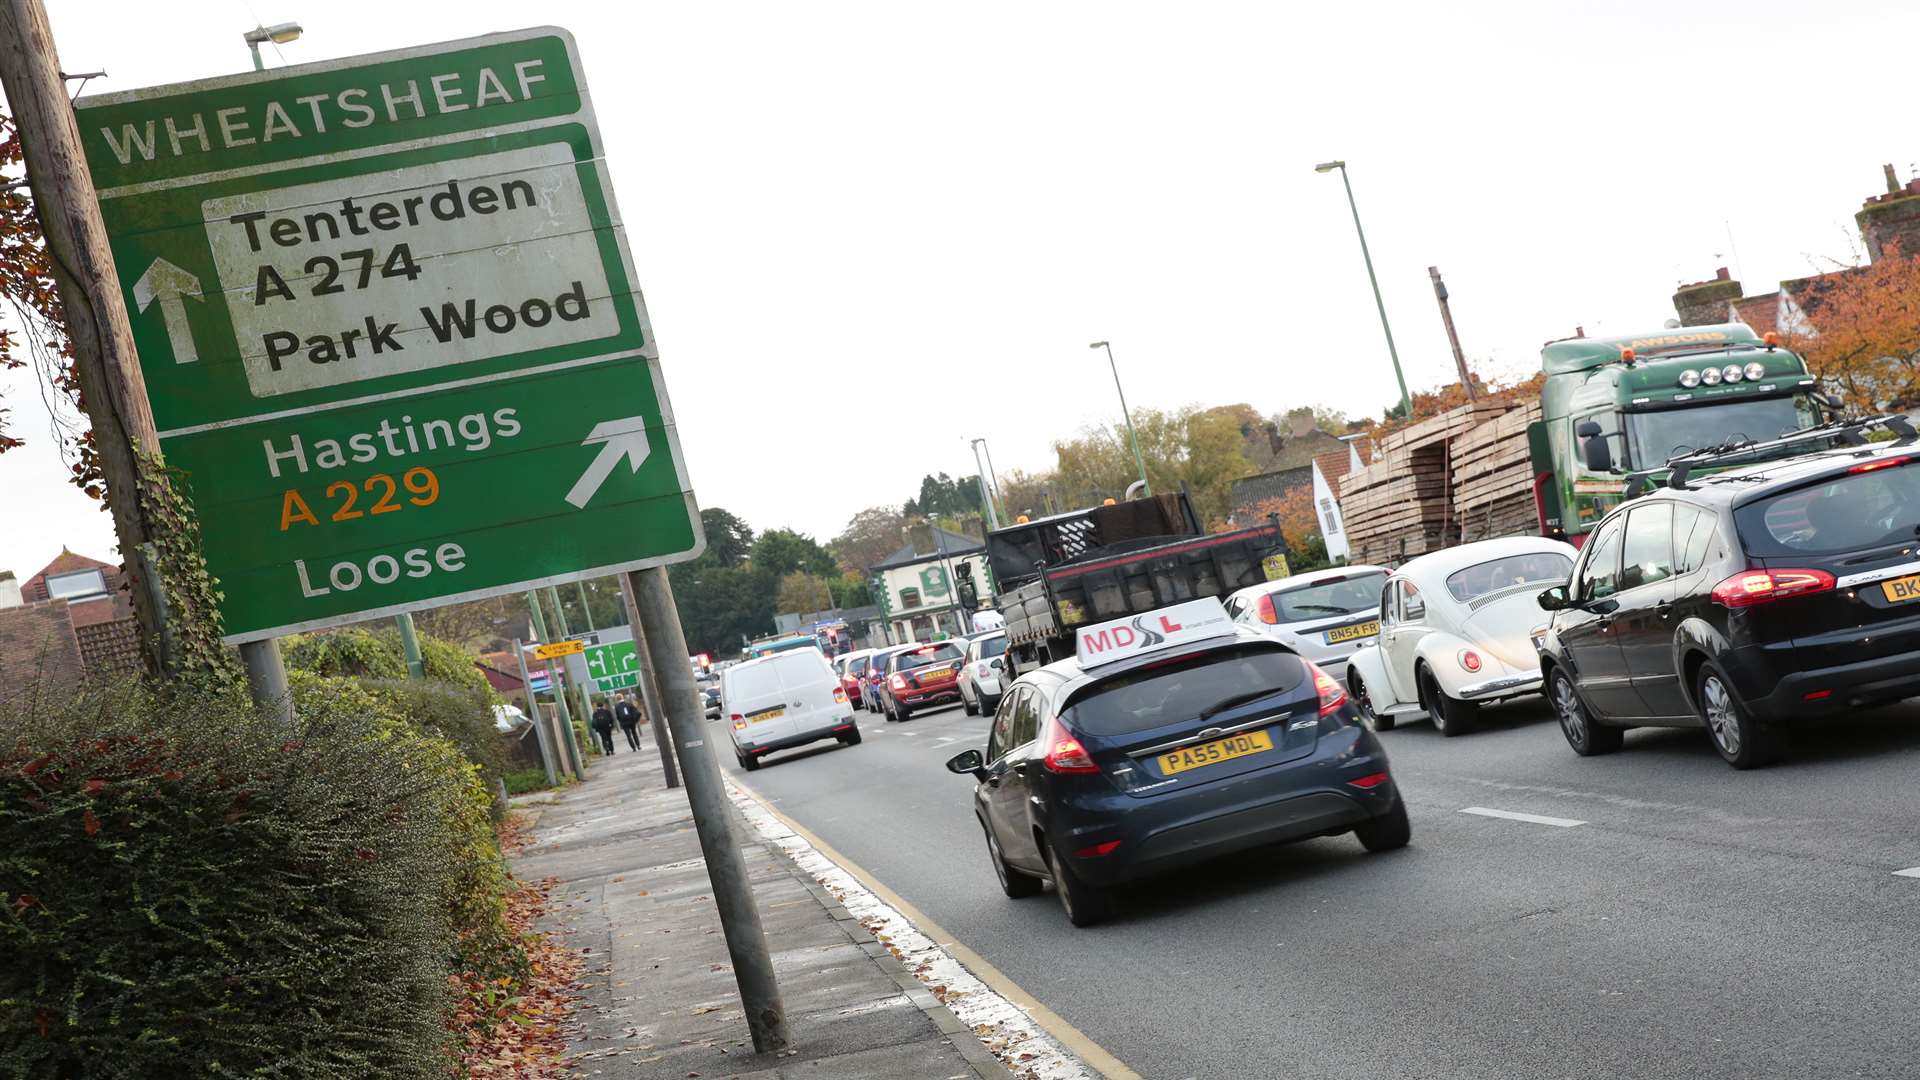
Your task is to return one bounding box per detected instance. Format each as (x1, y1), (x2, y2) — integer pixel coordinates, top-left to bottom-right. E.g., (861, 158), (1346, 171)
(1074, 598), (1236, 668)
(76, 28), (704, 642)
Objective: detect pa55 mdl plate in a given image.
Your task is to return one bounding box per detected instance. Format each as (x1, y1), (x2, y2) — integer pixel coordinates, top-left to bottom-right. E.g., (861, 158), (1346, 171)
(1157, 730), (1274, 775)
(1882, 574), (1920, 603)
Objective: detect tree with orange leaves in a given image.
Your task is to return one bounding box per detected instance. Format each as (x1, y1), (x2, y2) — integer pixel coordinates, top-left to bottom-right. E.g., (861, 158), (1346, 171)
(1783, 249), (1920, 412)
(1234, 486), (1331, 571)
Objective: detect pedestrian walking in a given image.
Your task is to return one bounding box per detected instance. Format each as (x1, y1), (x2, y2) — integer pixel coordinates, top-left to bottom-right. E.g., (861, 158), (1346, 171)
(590, 700), (617, 755)
(614, 692), (643, 752)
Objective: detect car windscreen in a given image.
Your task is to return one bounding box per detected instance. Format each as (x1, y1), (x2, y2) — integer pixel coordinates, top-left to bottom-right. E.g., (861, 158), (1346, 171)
(1268, 573), (1388, 622)
(976, 636), (1008, 659)
(1445, 552), (1573, 602)
(1063, 644), (1306, 738)
(1733, 465), (1920, 556)
(893, 643), (963, 672)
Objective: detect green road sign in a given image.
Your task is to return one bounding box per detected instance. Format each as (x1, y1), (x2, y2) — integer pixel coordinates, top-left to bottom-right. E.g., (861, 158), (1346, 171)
(76, 28), (703, 642)
(583, 640), (637, 692)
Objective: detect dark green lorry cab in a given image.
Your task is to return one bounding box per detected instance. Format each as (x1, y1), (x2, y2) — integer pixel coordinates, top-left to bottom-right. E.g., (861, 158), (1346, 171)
(1527, 323), (1825, 543)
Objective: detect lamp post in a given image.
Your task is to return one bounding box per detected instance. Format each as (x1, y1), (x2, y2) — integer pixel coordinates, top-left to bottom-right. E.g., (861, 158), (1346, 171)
(969, 437), (1002, 528)
(1314, 160), (1412, 420)
(1089, 341), (1150, 497)
(243, 21), (302, 71)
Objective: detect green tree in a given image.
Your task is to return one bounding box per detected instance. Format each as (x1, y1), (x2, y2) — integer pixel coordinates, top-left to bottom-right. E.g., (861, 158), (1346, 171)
(903, 473), (983, 518)
(829, 570), (873, 608)
(775, 571), (834, 615)
(831, 505), (908, 573)
(751, 528), (837, 578)
(1051, 404), (1256, 525)
(672, 563), (777, 656)
(700, 506), (755, 567)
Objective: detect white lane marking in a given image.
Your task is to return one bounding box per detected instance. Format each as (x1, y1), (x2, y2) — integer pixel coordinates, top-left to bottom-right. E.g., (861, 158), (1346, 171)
(899, 731), (918, 737)
(1895, 867), (1920, 878)
(1460, 806), (1587, 828)
(931, 736), (960, 748)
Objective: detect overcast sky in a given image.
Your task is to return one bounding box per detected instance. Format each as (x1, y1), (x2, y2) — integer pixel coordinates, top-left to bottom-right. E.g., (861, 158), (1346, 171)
(4, 0), (1916, 579)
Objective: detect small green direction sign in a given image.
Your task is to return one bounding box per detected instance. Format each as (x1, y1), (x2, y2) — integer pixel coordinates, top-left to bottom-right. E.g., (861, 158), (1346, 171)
(583, 640), (638, 692)
(77, 28), (703, 642)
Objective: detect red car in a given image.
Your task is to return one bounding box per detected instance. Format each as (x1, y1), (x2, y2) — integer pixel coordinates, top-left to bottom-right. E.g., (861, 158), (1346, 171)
(835, 649), (879, 709)
(877, 641), (966, 722)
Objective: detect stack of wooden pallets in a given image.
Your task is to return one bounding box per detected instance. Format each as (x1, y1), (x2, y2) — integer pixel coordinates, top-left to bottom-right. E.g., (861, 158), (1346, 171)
(1450, 401), (1543, 543)
(1340, 400), (1534, 564)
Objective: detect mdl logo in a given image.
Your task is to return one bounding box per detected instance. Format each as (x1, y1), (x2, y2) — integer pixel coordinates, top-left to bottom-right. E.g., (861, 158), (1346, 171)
(1079, 613), (1184, 657)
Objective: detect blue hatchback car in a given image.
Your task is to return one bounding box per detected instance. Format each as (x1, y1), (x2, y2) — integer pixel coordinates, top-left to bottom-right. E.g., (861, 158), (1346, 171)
(946, 598), (1410, 926)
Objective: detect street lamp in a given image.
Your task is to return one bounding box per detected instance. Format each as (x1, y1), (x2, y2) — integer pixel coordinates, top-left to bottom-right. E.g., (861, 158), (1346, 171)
(244, 22), (302, 71)
(1089, 341), (1150, 497)
(1315, 160), (1413, 420)
(969, 437), (1005, 528)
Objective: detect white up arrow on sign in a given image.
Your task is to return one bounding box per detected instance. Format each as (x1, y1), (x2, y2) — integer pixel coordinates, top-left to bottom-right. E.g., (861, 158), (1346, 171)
(132, 258), (205, 364)
(565, 417), (651, 509)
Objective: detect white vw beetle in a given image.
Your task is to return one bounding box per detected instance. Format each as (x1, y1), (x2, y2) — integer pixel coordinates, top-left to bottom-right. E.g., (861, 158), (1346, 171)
(1344, 536), (1577, 736)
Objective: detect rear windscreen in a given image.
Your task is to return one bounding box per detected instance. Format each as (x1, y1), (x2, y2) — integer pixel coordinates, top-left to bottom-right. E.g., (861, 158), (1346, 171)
(894, 643), (963, 672)
(1063, 645), (1306, 737)
(725, 663), (782, 700)
(1734, 466), (1920, 556)
(849, 656), (870, 676)
(1445, 553), (1573, 602)
(1268, 573), (1387, 621)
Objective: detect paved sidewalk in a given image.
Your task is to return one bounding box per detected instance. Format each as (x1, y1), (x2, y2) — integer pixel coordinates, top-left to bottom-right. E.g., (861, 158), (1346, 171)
(509, 735), (1010, 1080)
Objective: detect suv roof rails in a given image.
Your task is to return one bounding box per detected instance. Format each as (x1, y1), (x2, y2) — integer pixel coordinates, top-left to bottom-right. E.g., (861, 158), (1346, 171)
(1620, 413), (1919, 497)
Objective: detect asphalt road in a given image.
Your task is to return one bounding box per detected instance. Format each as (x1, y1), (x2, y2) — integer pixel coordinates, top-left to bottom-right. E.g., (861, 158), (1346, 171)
(723, 693), (1920, 1080)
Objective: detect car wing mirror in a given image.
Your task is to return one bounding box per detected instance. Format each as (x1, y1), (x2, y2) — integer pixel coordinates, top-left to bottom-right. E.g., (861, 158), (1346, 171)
(1537, 584), (1570, 611)
(945, 748), (988, 780)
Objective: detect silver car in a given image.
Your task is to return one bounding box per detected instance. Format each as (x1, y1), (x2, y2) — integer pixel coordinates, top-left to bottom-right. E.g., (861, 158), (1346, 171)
(1225, 565), (1391, 679)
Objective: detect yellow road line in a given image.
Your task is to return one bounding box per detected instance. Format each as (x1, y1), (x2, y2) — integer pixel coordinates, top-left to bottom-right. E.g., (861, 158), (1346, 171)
(732, 779), (1144, 1080)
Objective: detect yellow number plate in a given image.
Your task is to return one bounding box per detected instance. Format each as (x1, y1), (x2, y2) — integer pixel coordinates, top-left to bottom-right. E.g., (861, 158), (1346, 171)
(1881, 575), (1920, 603)
(1157, 730), (1274, 775)
(1325, 620), (1380, 644)
(751, 707), (785, 723)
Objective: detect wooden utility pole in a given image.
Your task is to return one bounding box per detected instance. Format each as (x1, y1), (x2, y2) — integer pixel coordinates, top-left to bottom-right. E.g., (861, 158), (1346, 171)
(1428, 265), (1477, 401)
(0, 0), (168, 662)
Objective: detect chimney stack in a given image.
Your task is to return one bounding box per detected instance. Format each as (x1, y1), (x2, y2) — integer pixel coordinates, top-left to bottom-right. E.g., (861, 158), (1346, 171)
(1672, 266), (1744, 326)
(0, 571), (21, 610)
(1857, 165), (1920, 263)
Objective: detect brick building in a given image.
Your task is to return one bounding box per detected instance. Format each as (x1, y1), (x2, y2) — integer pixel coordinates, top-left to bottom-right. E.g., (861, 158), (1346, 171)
(0, 548), (144, 690)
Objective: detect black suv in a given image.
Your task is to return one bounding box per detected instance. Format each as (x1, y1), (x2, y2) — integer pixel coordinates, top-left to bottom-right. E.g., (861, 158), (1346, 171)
(1536, 420), (1920, 768)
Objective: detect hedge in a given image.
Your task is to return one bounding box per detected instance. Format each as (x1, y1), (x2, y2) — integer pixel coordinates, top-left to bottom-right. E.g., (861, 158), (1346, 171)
(0, 675), (519, 1079)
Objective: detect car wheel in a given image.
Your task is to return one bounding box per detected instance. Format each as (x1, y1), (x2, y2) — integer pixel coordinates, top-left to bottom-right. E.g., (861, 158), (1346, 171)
(1697, 663), (1780, 769)
(897, 703), (913, 722)
(1353, 795), (1412, 852)
(1550, 667), (1622, 756)
(983, 822), (1042, 899)
(838, 727), (863, 746)
(1043, 840), (1114, 927)
(739, 751), (761, 772)
(1420, 668), (1477, 737)
(883, 700), (897, 722)
(963, 683), (980, 716)
(1351, 673), (1394, 732)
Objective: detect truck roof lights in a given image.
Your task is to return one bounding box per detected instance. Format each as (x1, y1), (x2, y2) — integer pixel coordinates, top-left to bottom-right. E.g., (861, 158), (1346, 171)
(1722, 364), (1744, 383)
(1619, 347), (1637, 364)
(1678, 369), (1702, 388)
(1700, 367), (1723, 385)
(1763, 331), (1780, 348)
(1744, 362), (1767, 381)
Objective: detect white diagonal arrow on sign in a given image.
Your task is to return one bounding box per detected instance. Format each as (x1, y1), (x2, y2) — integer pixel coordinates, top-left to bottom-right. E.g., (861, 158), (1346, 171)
(565, 416), (651, 509)
(132, 258), (205, 365)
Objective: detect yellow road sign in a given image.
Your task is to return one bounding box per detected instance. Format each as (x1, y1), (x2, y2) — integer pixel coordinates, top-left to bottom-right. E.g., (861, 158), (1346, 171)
(534, 639), (585, 660)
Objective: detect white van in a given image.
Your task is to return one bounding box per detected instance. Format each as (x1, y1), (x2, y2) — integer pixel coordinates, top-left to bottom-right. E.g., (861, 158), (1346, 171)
(722, 648), (859, 770)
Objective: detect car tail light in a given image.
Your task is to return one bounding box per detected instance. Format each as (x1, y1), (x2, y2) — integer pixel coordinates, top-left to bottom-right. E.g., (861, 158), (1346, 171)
(1459, 649), (1482, 673)
(833, 687), (848, 703)
(1074, 840), (1121, 858)
(1710, 568), (1835, 608)
(1040, 715), (1099, 774)
(1255, 592), (1280, 625)
(1348, 772), (1390, 789)
(1306, 659), (1346, 716)
(730, 714), (746, 730)
(1849, 454), (1918, 475)
(890, 674), (907, 690)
